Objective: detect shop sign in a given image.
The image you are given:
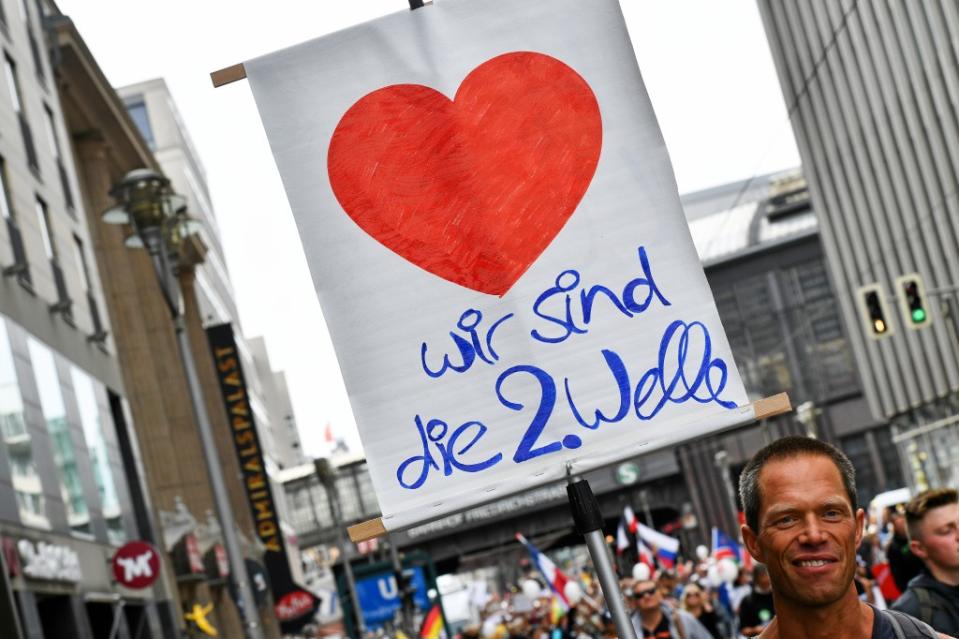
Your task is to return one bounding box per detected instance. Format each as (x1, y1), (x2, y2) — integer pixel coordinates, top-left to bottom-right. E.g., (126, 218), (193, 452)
(214, 544), (229, 578)
(185, 534), (204, 574)
(207, 323), (319, 632)
(17, 539), (80, 583)
(3, 538), (20, 577)
(275, 590), (315, 622)
(112, 541), (161, 589)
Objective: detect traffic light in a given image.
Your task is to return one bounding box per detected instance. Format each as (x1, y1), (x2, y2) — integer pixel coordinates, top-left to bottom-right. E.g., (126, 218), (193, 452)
(858, 284), (893, 338)
(895, 273), (933, 329)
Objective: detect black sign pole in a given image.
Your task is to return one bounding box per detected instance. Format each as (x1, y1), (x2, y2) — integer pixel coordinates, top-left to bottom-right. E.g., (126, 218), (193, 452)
(567, 467), (638, 639)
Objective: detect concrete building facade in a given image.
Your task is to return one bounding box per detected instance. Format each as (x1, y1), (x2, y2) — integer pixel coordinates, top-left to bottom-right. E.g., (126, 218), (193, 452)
(0, 1), (172, 637)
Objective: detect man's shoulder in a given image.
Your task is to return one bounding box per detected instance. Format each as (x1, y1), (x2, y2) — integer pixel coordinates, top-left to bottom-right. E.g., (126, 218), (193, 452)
(892, 587), (923, 615)
(895, 573), (955, 608)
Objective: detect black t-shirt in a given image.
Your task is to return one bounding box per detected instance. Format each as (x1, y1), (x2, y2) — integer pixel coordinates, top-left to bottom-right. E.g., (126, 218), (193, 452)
(871, 607), (895, 639)
(642, 614), (671, 638)
(739, 590), (775, 630)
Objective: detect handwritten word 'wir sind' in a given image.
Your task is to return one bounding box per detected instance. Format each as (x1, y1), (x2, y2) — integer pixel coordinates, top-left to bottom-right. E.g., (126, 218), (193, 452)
(396, 247), (737, 491)
(419, 246), (668, 378)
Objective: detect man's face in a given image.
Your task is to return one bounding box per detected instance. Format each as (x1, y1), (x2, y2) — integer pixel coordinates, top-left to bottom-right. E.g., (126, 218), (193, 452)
(741, 454), (864, 608)
(911, 503), (959, 573)
(632, 580), (662, 613)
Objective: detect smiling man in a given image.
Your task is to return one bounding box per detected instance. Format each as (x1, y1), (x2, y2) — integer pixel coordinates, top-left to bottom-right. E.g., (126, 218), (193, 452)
(738, 436), (949, 638)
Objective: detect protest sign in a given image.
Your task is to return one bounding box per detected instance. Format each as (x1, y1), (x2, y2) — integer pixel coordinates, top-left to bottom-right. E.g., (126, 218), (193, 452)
(245, 0), (752, 531)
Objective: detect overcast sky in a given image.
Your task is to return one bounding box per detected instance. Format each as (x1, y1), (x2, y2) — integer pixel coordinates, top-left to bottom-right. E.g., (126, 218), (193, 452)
(54, 0), (799, 459)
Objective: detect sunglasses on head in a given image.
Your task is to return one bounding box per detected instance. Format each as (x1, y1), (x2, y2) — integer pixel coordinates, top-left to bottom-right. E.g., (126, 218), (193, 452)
(633, 587), (658, 599)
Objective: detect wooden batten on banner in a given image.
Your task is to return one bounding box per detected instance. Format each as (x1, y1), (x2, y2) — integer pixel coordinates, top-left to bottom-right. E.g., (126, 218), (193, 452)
(346, 392), (793, 542)
(211, 63), (247, 88)
(211, 2), (432, 88)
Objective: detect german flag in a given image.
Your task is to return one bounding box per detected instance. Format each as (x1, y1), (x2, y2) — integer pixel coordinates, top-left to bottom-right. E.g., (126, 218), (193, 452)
(419, 604), (445, 639)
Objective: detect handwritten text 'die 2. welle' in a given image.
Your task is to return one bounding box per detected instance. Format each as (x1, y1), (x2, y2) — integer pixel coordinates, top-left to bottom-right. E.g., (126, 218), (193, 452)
(398, 246), (737, 491)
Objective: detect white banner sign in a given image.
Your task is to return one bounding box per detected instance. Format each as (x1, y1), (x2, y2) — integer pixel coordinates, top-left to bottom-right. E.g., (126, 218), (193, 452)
(246, 0), (749, 531)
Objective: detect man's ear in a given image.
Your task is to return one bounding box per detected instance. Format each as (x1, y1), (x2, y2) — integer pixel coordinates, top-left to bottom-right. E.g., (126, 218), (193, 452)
(910, 538), (928, 562)
(742, 524), (764, 563)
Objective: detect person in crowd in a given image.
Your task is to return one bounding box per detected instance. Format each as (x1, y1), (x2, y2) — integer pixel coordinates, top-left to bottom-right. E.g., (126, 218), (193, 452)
(737, 564), (775, 637)
(738, 435), (948, 638)
(727, 567), (753, 615)
(630, 578), (713, 638)
(888, 508), (926, 596)
(680, 583), (723, 639)
(658, 569), (681, 607)
(892, 488), (959, 635)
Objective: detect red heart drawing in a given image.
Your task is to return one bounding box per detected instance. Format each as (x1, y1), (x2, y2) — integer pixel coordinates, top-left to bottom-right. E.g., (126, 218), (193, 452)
(327, 51), (602, 296)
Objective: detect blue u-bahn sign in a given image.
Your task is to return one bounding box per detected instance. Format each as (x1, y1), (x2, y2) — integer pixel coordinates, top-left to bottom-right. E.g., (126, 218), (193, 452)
(355, 567), (429, 627)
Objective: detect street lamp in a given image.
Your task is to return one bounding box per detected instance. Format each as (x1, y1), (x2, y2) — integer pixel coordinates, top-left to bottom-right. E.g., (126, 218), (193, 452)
(105, 168), (265, 639)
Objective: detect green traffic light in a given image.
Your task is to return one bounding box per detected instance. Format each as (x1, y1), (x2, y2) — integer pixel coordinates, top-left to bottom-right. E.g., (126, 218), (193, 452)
(912, 308), (927, 324)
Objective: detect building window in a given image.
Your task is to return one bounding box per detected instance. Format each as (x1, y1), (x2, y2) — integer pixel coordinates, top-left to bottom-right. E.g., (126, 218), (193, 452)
(44, 104), (73, 212)
(125, 99), (155, 150)
(71, 366), (125, 544)
(72, 235), (104, 340)
(34, 196), (53, 259)
(16, 0), (42, 83)
(36, 197), (70, 317)
(0, 319), (47, 528)
(0, 157), (29, 285)
(4, 55), (38, 173)
(27, 337), (90, 534)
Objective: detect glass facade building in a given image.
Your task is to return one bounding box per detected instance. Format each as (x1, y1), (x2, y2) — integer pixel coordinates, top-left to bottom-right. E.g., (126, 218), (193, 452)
(0, 313), (133, 541)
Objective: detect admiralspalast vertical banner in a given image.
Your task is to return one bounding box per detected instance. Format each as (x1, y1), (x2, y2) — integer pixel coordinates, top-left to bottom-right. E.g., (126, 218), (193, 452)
(206, 323), (319, 632)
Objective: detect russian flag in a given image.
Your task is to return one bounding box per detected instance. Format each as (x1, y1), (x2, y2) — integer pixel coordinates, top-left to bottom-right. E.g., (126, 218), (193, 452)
(711, 527), (741, 563)
(636, 523), (679, 569)
(623, 505), (639, 534)
(516, 534), (570, 606)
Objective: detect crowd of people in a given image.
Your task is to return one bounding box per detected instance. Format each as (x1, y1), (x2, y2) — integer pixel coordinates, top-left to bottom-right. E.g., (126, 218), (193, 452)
(451, 552), (775, 638)
(445, 436), (959, 638)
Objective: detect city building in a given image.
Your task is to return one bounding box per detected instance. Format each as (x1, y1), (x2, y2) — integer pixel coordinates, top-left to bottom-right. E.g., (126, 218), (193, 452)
(758, 1), (959, 490)
(679, 169), (900, 536)
(112, 77), (316, 633)
(46, 9), (279, 639)
(0, 2), (174, 637)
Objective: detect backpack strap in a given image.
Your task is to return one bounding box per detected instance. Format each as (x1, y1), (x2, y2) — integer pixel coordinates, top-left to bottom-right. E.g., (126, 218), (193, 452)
(884, 610), (908, 639)
(881, 609), (939, 639)
(915, 586), (939, 624)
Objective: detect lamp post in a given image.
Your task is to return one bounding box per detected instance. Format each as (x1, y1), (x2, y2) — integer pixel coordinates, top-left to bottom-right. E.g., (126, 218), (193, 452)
(314, 457), (365, 636)
(105, 168), (265, 639)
